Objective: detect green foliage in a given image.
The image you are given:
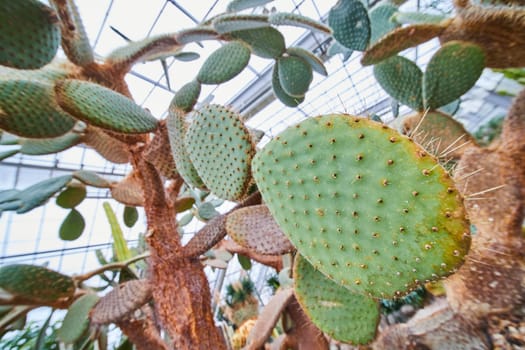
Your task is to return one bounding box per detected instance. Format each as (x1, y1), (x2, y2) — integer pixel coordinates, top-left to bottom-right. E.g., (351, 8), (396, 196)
(423, 41), (485, 110)
(197, 41), (251, 84)
(294, 255), (379, 344)
(123, 206), (139, 228)
(286, 47), (327, 76)
(0, 320), (59, 350)
(18, 130), (82, 156)
(277, 56), (313, 98)
(252, 115), (471, 298)
(229, 27), (286, 59)
(59, 208), (85, 241)
(185, 104), (255, 200)
(0, 0), (61, 69)
(268, 12), (332, 34)
(57, 293), (99, 344)
(271, 63), (304, 107)
(103, 202), (133, 262)
(328, 0), (370, 51)
(473, 115), (505, 146)
(56, 184), (87, 209)
(55, 79), (159, 134)
(0, 264), (75, 305)
(226, 0), (274, 13)
(380, 286), (427, 314)
(173, 80), (201, 112)
(225, 277), (255, 307)
(0, 80), (76, 138)
(369, 4), (399, 44)
(373, 55), (424, 111)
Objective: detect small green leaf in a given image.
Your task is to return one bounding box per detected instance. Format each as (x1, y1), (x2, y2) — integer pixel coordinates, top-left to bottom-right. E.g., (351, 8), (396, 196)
(0, 148), (19, 161)
(198, 202), (219, 220)
(35, 310), (54, 350)
(123, 206), (139, 228)
(56, 184), (87, 208)
(59, 209), (85, 241)
(17, 175), (73, 214)
(103, 202), (132, 262)
(237, 254), (252, 270)
(174, 196), (195, 212)
(178, 212), (194, 227)
(57, 293), (100, 344)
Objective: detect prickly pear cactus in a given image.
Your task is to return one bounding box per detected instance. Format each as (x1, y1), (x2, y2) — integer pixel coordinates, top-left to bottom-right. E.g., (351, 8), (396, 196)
(196, 41), (251, 84)
(185, 104), (255, 201)
(0, 0), (61, 69)
(252, 114), (471, 298)
(294, 255), (380, 345)
(0, 264), (75, 305)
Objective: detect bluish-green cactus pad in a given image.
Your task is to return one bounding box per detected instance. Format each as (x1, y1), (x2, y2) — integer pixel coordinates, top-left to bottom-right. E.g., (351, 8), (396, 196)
(197, 41), (251, 84)
(328, 0), (370, 51)
(294, 255), (379, 344)
(252, 115), (470, 298)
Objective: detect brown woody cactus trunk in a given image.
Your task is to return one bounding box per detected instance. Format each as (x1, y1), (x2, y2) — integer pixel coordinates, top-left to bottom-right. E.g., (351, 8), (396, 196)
(131, 148), (226, 350)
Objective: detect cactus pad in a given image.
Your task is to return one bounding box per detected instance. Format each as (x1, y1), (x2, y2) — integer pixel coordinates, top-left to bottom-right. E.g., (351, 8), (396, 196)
(197, 41), (251, 85)
(369, 4), (399, 44)
(56, 183), (87, 209)
(110, 171), (145, 207)
(294, 255), (380, 344)
(268, 12), (332, 35)
(176, 26), (219, 45)
(229, 27), (286, 59)
(166, 107), (206, 189)
(185, 104), (255, 200)
(212, 14), (269, 34)
(73, 170), (112, 188)
(422, 41), (485, 110)
(361, 24), (446, 66)
(227, 0), (274, 12)
(252, 115), (471, 298)
(0, 0), (60, 69)
(271, 63), (305, 107)
(286, 47), (327, 76)
(59, 208), (85, 241)
(55, 79), (158, 134)
(226, 204), (295, 255)
(328, 0), (370, 51)
(57, 293), (100, 344)
(19, 130), (82, 156)
(277, 56), (313, 98)
(0, 264), (75, 305)
(172, 80), (201, 112)
(143, 122), (178, 179)
(90, 280), (152, 325)
(81, 126), (130, 164)
(373, 55), (424, 111)
(402, 111), (476, 159)
(16, 175), (73, 214)
(0, 80), (76, 138)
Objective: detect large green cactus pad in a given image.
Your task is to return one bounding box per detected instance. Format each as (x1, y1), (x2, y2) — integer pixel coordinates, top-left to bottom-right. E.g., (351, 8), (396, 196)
(328, 0), (370, 51)
(423, 41), (485, 110)
(0, 264), (75, 305)
(172, 80), (201, 112)
(374, 55), (424, 111)
(0, 80), (76, 138)
(55, 79), (158, 134)
(286, 47), (327, 76)
(0, 0), (61, 69)
(229, 27), (286, 59)
(294, 255), (380, 344)
(252, 115), (471, 298)
(197, 41), (251, 85)
(186, 104), (255, 200)
(12, 175), (73, 214)
(166, 107), (206, 189)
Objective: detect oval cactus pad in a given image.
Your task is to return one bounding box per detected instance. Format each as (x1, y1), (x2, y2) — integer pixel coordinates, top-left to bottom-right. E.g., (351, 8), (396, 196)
(252, 115), (470, 298)
(186, 104), (255, 201)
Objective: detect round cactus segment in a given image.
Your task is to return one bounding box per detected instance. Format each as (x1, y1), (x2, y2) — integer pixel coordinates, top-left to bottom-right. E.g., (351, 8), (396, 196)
(185, 104), (255, 201)
(55, 79), (158, 134)
(294, 255), (380, 344)
(197, 41), (251, 85)
(277, 56), (313, 98)
(252, 115), (471, 298)
(374, 55), (424, 111)
(369, 4), (399, 44)
(229, 27), (286, 59)
(0, 0), (60, 69)
(173, 80), (201, 112)
(271, 63), (304, 107)
(0, 264), (75, 305)
(0, 80), (76, 138)
(328, 0), (370, 51)
(361, 24), (446, 66)
(166, 107), (206, 189)
(423, 41), (485, 110)
(226, 204), (295, 255)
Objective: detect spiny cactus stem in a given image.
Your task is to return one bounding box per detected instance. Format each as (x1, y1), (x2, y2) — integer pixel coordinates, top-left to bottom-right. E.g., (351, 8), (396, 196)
(73, 252), (151, 284)
(116, 307), (169, 350)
